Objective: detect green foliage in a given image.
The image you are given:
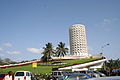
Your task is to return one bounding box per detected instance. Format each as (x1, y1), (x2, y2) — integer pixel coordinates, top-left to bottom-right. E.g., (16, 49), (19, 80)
(0, 62), (9, 65)
(103, 59), (120, 70)
(55, 42), (69, 57)
(41, 43), (54, 62)
(0, 58), (101, 75)
(102, 59), (120, 75)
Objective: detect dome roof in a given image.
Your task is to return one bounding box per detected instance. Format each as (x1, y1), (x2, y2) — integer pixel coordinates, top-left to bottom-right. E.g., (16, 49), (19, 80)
(69, 24), (85, 29)
(72, 24), (85, 27)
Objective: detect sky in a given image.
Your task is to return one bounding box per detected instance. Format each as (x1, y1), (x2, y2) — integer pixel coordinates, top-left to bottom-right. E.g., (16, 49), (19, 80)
(0, 0), (120, 61)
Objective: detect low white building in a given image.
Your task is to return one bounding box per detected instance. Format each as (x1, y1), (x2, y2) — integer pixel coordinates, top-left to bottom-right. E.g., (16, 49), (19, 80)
(58, 59), (107, 71)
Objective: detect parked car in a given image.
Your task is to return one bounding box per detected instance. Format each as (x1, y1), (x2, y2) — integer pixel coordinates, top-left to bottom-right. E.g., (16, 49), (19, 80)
(14, 71), (35, 80)
(90, 76), (120, 80)
(92, 71), (106, 77)
(51, 71), (69, 79)
(0, 74), (7, 80)
(58, 73), (92, 80)
(78, 70), (100, 78)
(112, 69), (120, 76)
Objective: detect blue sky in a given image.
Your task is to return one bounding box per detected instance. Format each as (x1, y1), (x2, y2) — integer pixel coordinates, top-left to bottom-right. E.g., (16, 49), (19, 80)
(0, 0), (120, 61)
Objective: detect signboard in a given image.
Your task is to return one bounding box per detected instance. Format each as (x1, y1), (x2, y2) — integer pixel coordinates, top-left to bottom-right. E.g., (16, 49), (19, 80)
(32, 62), (37, 68)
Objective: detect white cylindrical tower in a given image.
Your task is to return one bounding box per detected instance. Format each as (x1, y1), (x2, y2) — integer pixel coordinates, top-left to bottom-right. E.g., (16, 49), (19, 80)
(69, 24), (88, 56)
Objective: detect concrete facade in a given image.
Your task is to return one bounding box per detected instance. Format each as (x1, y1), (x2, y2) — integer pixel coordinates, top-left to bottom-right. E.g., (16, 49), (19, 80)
(69, 24), (88, 57)
(58, 59), (107, 71)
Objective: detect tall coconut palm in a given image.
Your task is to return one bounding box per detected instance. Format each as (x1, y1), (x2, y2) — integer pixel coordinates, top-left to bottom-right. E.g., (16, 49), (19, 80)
(41, 43), (54, 62)
(56, 42), (69, 57)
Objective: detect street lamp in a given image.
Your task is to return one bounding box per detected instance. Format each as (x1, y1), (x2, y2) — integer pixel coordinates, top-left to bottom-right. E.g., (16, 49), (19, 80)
(101, 44), (110, 54)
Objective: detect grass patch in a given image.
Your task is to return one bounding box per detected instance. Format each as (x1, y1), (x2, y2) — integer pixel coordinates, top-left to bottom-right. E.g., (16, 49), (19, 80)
(0, 58), (102, 75)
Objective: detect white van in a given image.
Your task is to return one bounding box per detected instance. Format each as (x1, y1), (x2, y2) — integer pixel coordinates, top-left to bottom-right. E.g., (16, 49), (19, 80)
(14, 71), (33, 80)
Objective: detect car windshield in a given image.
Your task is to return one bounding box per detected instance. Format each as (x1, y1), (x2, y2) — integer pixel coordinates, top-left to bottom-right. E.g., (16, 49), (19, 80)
(93, 71), (99, 74)
(62, 72), (68, 74)
(64, 75), (88, 79)
(63, 74), (88, 79)
(0, 74), (5, 78)
(15, 72), (24, 76)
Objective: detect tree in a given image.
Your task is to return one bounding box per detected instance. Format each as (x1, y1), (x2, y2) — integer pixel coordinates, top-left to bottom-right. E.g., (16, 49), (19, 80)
(56, 42), (68, 57)
(4, 58), (11, 63)
(0, 57), (3, 63)
(41, 43), (54, 62)
(103, 59), (120, 76)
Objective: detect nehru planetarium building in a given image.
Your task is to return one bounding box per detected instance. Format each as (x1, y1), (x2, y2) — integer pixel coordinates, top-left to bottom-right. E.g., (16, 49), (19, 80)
(69, 24), (88, 57)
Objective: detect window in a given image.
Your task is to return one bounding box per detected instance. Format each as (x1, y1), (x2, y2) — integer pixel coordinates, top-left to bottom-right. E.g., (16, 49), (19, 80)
(0, 74), (5, 78)
(58, 72), (61, 75)
(15, 72), (24, 76)
(53, 72), (57, 75)
(26, 72), (30, 76)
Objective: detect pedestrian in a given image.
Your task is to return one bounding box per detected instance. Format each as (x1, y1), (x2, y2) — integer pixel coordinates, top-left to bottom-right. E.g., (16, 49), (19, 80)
(4, 71), (13, 80)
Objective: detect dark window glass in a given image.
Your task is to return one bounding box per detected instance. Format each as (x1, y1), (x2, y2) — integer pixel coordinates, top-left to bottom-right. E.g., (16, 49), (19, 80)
(53, 72), (57, 75)
(15, 72), (24, 76)
(0, 74), (5, 78)
(58, 72), (61, 75)
(26, 72), (30, 76)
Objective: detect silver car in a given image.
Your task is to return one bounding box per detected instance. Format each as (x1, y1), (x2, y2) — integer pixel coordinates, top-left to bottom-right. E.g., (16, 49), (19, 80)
(51, 71), (68, 79)
(77, 70), (100, 78)
(92, 71), (106, 77)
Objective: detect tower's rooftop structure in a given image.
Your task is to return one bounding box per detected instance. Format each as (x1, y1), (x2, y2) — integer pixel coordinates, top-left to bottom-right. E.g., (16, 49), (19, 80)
(72, 24), (85, 27)
(69, 24), (86, 30)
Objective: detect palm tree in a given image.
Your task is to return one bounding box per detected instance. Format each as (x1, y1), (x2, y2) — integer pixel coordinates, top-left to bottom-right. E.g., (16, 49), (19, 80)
(41, 43), (54, 62)
(56, 42), (69, 57)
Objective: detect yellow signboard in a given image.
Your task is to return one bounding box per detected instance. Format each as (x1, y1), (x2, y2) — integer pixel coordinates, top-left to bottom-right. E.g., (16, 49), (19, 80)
(32, 62), (37, 68)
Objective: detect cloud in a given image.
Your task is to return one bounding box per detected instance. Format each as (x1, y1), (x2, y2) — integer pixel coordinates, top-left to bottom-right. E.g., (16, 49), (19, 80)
(113, 18), (119, 21)
(0, 54), (5, 56)
(3, 43), (12, 47)
(0, 48), (4, 52)
(0, 43), (21, 56)
(94, 18), (120, 32)
(100, 19), (111, 28)
(7, 51), (21, 55)
(103, 19), (111, 23)
(27, 48), (43, 54)
(87, 46), (94, 51)
(95, 18), (119, 28)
